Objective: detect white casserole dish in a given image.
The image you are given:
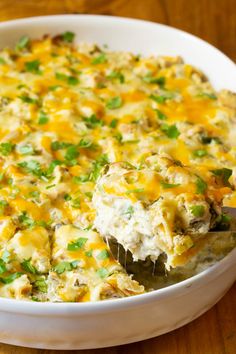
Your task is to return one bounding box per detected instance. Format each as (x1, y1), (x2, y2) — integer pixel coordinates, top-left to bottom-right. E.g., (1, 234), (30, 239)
(0, 14), (235, 350)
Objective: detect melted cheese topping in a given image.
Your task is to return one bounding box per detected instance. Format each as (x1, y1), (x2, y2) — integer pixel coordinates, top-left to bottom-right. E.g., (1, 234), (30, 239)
(0, 33), (235, 301)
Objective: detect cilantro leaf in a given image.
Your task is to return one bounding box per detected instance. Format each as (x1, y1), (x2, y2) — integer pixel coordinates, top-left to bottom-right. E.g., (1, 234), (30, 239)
(34, 277), (47, 293)
(97, 249), (110, 260)
(161, 124), (180, 139)
(91, 53), (107, 65)
(89, 154), (109, 181)
(190, 205), (205, 217)
(18, 95), (39, 104)
(0, 142), (15, 156)
(110, 119), (118, 128)
(126, 188), (144, 194)
(21, 258), (38, 274)
(196, 176), (207, 194)
(161, 182), (180, 189)
(67, 237), (88, 251)
(65, 145), (79, 162)
(38, 111), (49, 125)
(198, 92), (217, 100)
(84, 114), (104, 128)
(78, 138), (94, 149)
(25, 60), (41, 74)
(16, 36), (30, 50)
(107, 71), (125, 83)
(53, 261), (77, 274)
(62, 31), (75, 43)
(18, 211), (35, 228)
(106, 96), (123, 110)
(143, 75), (165, 86)
(0, 272), (22, 284)
(193, 149), (207, 158)
(0, 259), (7, 274)
(155, 109), (167, 120)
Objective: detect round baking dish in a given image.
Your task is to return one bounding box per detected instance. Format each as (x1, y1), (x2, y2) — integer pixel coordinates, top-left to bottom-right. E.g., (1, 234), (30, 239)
(0, 15), (235, 350)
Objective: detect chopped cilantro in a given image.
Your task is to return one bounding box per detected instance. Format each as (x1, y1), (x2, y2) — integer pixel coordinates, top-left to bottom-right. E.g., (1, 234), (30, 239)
(64, 193), (72, 201)
(46, 160), (62, 175)
(34, 277), (47, 293)
(53, 261), (77, 274)
(16, 36), (30, 50)
(96, 267), (109, 279)
(71, 198), (81, 208)
(48, 85), (61, 91)
(198, 92), (217, 100)
(193, 149), (207, 158)
(91, 53), (107, 65)
(150, 94), (167, 104)
(143, 75), (165, 86)
(110, 119), (118, 128)
(73, 175), (90, 184)
(78, 138), (93, 148)
(211, 168), (232, 186)
(38, 111), (49, 125)
(45, 184), (56, 190)
(18, 95), (39, 104)
(161, 124), (180, 139)
(55, 72), (65, 80)
(155, 109), (167, 120)
(85, 250), (93, 257)
(67, 76), (79, 85)
(65, 145), (79, 162)
(25, 60), (41, 74)
(0, 142), (15, 156)
(0, 272), (22, 284)
(107, 71), (125, 83)
(196, 176), (207, 194)
(84, 114), (104, 128)
(67, 237), (88, 251)
(0, 259), (7, 274)
(97, 249), (110, 260)
(51, 141), (70, 151)
(123, 205), (134, 219)
(18, 211), (35, 228)
(62, 31), (75, 43)
(190, 205), (205, 217)
(31, 296), (40, 302)
(161, 182), (180, 189)
(55, 72), (78, 85)
(89, 154), (109, 181)
(126, 188), (144, 194)
(21, 258), (38, 274)
(106, 96), (123, 110)
(18, 160), (43, 178)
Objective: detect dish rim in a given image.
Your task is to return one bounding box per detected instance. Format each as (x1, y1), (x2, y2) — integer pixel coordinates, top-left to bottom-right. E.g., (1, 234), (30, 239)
(0, 14), (235, 312)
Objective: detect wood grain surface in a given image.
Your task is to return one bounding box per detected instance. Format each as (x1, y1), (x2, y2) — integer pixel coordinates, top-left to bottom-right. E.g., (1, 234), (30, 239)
(0, 1), (235, 353)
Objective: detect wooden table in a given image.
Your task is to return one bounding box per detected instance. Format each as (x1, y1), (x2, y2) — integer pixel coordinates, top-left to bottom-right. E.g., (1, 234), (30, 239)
(0, 1), (235, 353)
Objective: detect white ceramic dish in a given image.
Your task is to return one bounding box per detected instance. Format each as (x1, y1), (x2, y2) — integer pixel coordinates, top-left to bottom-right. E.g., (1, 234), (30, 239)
(0, 15), (235, 350)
